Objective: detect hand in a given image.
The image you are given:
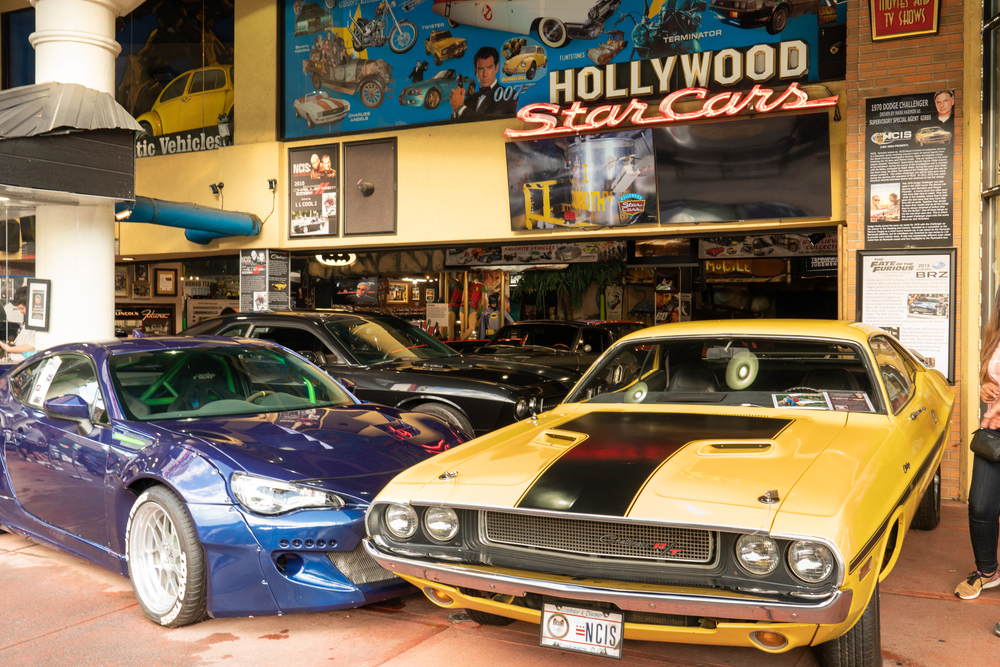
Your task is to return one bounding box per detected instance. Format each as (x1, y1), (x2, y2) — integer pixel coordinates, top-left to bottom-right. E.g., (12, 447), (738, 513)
(982, 382), (999, 404)
(449, 86), (465, 112)
(984, 400), (1000, 429)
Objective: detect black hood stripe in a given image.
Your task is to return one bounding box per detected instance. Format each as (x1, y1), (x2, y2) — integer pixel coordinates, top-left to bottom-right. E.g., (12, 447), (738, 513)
(516, 412), (791, 517)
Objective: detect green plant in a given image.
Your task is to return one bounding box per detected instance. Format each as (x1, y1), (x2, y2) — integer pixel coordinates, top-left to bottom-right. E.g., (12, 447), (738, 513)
(514, 262), (624, 320)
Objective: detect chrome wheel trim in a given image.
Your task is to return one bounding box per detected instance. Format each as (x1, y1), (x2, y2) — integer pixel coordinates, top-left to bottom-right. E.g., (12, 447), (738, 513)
(129, 502), (185, 615)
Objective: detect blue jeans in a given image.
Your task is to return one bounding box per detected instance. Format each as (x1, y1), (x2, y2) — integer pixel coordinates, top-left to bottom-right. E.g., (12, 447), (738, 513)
(968, 452), (1000, 573)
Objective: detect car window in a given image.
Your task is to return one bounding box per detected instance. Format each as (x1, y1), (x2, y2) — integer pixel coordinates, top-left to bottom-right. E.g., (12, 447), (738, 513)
(494, 324), (578, 348)
(191, 68), (226, 93)
(581, 329), (608, 353)
(220, 323), (252, 337)
(19, 354), (107, 424)
(869, 336), (913, 413)
(10, 358), (45, 403)
(324, 315), (456, 363)
(159, 73), (191, 103)
(250, 325), (333, 357)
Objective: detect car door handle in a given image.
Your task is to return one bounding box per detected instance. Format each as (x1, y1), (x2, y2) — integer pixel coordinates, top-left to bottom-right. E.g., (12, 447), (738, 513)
(909, 406), (926, 420)
(181, 96), (191, 102)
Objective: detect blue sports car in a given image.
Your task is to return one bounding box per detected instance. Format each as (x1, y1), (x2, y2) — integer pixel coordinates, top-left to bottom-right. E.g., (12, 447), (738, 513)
(0, 337), (464, 626)
(398, 69), (475, 109)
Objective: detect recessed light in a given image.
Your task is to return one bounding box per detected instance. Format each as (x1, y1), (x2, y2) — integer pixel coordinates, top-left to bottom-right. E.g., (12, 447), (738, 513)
(122, 257), (135, 261)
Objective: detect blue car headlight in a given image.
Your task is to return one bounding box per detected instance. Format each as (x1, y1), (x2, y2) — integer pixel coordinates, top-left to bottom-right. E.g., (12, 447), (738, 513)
(231, 472), (345, 514)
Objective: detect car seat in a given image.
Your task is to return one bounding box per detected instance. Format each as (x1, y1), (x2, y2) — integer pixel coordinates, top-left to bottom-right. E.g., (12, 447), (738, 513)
(667, 364), (720, 392)
(800, 368), (861, 391)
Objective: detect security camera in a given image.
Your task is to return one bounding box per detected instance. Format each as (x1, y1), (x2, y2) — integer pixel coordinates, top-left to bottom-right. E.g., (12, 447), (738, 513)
(210, 182), (224, 195)
(267, 179), (277, 191)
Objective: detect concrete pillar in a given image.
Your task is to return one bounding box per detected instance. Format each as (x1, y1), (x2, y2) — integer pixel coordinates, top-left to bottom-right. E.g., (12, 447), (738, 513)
(27, 0), (144, 347)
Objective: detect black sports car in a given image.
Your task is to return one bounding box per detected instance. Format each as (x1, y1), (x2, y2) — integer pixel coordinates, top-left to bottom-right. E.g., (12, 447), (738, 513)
(464, 321), (614, 374)
(182, 312), (576, 437)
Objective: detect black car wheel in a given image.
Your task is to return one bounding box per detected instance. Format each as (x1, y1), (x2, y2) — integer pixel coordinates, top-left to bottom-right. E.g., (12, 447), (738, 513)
(817, 581), (880, 667)
(311, 73), (322, 90)
(412, 403), (474, 437)
(127, 486), (208, 627)
(306, 117), (315, 129)
(767, 5), (789, 34)
(912, 465), (941, 530)
(138, 120), (154, 137)
(526, 62), (537, 79)
(537, 17), (568, 48)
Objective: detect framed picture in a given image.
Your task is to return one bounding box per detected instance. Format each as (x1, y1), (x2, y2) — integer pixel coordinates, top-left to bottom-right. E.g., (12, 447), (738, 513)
(288, 144), (339, 239)
(25, 278), (50, 332)
(132, 282), (151, 299)
(134, 263), (149, 283)
(869, 0), (939, 41)
(114, 266), (129, 298)
(425, 287), (436, 302)
(155, 268), (177, 297)
(387, 281), (409, 303)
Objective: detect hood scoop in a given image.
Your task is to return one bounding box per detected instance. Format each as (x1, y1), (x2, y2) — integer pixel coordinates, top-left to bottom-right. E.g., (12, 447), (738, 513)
(696, 441), (775, 455)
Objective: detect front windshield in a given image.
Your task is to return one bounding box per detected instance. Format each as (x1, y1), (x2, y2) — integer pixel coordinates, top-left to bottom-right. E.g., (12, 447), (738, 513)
(432, 70), (454, 79)
(567, 336), (881, 413)
(492, 324), (578, 348)
(324, 315), (456, 364)
(110, 345), (354, 421)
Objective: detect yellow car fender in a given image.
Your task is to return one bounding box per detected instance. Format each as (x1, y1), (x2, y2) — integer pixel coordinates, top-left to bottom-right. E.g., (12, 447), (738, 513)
(136, 110), (162, 136)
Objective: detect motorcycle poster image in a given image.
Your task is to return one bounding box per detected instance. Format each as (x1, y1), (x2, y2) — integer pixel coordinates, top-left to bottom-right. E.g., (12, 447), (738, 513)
(282, 0), (846, 138)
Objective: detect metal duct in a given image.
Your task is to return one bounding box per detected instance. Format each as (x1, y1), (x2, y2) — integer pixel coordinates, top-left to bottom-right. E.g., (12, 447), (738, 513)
(115, 196), (262, 245)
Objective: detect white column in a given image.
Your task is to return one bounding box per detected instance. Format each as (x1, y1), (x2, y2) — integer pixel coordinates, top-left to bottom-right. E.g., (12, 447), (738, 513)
(28, 0), (144, 347)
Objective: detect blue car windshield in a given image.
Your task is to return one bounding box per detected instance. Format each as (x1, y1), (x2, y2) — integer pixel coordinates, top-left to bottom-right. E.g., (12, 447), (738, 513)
(109, 345), (354, 421)
(324, 315), (456, 364)
(567, 336), (881, 413)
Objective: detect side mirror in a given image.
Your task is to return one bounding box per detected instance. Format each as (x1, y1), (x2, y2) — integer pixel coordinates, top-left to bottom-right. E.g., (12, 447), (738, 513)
(299, 350), (327, 365)
(44, 394), (94, 436)
(583, 344), (593, 353)
(339, 377), (358, 393)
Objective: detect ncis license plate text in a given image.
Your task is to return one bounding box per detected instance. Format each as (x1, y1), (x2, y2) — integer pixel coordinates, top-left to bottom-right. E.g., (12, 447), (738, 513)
(539, 603), (624, 659)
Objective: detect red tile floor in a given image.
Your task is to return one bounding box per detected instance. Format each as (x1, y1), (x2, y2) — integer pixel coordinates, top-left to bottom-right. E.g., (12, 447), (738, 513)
(1, 500), (997, 666)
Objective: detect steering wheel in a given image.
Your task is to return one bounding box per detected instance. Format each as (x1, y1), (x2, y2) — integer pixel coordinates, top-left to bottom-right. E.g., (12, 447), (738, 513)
(247, 390), (271, 403)
(784, 386), (821, 393)
(552, 343), (569, 349)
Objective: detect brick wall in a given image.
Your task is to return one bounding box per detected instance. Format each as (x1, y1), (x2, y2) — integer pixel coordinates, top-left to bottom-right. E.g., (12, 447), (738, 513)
(846, 0), (966, 498)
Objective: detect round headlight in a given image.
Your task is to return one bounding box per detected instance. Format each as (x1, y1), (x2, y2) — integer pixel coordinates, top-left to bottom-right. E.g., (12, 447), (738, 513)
(424, 506), (459, 542)
(736, 534), (780, 575)
(514, 396), (537, 420)
(384, 503), (418, 539)
(788, 541), (835, 583)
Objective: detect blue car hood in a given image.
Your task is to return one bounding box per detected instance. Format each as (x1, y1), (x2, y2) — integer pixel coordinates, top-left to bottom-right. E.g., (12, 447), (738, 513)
(155, 404), (454, 498)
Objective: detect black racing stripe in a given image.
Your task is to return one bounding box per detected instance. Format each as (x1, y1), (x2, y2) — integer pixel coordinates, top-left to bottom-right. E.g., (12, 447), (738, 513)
(516, 412), (791, 517)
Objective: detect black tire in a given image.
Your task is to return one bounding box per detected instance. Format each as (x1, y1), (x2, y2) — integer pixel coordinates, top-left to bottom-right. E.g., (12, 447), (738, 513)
(311, 73), (322, 90)
(526, 62), (537, 80)
(767, 6), (789, 34)
(412, 403), (474, 436)
(434, 55), (442, 66)
(306, 117), (315, 129)
(389, 21), (418, 54)
(787, 240), (799, 253)
(424, 87), (442, 109)
(818, 581), (880, 667)
(466, 608), (516, 626)
(138, 120), (154, 137)
(126, 486), (208, 627)
(912, 465), (941, 530)
(448, 19), (459, 28)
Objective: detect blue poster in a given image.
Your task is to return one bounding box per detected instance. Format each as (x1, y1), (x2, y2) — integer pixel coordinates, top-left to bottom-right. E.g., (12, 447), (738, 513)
(281, 0), (845, 138)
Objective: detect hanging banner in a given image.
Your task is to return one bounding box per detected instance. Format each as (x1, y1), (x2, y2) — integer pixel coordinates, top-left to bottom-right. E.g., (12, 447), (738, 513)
(857, 249), (955, 382)
(865, 91), (955, 249)
(699, 233), (837, 259)
(279, 0), (846, 138)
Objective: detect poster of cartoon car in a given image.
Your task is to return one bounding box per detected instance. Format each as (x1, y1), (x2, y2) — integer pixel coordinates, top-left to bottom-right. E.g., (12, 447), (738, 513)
(424, 30), (467, 65)
(294, 90), (350, 127)
(399, 69), (475, 109)
(502, 45), (546, 79)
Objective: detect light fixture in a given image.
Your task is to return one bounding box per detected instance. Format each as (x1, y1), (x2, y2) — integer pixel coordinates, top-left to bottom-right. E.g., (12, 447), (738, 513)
(315, 252), (357, 267)
(122, 257), (135, 261)
(209, 182), (224, 195)
(115, 209), (132, 221)
(0, 196), (9, 201)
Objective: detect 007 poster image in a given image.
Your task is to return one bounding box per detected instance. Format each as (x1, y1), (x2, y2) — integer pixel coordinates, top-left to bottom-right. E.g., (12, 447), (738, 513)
(280, 0), (847, 139)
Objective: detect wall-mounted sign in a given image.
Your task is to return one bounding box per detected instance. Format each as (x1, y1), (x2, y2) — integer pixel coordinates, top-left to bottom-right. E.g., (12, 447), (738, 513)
(857, 248), (955, 382)
(279, 0), (845, 139)
(869, 0), (939, 41)
(289, 144), (339, 238)
(239, 249), (291, 312)
(865, 91), (954, 249)
(506, 130), (657, 231)
(704, 258), (789, 283)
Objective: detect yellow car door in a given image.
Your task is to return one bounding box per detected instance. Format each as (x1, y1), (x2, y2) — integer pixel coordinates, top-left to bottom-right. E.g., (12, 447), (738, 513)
(188, 68), (230, 130)
(153, 72), (193, 135)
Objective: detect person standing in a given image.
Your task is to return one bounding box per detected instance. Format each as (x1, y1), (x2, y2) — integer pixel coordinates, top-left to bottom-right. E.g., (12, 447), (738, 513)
(0, 287), (36, 362)
(958, 287), (1000, 638)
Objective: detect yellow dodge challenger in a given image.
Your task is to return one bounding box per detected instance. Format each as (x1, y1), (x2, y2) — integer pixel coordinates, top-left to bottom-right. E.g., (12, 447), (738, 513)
(364, 320), (953, 667)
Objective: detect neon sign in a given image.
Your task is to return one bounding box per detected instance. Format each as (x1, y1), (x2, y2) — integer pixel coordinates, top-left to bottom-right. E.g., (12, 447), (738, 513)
(504, 82), (839, 139)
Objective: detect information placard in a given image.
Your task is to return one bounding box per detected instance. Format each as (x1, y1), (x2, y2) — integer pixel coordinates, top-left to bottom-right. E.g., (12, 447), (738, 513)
(857, 249), (955, 382)
(865, 92), (955, 249)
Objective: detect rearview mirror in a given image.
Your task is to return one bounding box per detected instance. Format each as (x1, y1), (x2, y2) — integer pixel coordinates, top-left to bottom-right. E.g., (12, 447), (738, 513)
(44, 394), (94, 436)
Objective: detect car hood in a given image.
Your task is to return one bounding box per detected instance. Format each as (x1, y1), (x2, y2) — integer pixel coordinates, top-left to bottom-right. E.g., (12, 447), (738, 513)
(393, 406), (856, 530)
(371, 357), (579, 390)
(155, 404), (456, 499)
(466, 346), (592, 371)
(405, 79), (453, 92)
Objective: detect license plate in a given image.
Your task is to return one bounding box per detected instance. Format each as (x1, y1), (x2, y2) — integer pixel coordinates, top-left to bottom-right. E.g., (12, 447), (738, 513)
(539, 603), (624, 659)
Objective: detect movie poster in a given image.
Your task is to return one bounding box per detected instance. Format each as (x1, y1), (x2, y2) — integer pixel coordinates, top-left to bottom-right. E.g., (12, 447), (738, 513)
(289, 144), (340, 238)
(280, 0), (846, 138)
(506, 129), (657, 231)
(865, 91), (955, 249)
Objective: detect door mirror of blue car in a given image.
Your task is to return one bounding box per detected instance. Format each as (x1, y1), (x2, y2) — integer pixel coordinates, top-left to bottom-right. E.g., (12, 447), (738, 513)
(339, 377), (357, 393)
(44, 394), (95, 436)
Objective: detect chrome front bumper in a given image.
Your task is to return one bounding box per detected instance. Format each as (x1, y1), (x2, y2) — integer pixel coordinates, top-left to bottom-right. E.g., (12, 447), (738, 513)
(364, 539), (853, 625)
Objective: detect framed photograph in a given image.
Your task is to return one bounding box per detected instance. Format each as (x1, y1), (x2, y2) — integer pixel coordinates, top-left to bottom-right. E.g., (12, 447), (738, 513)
(25, 278), (50, 332)
(387, 281), (409, 304)
(155, 268), (177, 297)
(425, 287), (436, 302)
(114, 266), (129, 298)
(134, 263), (149, 283)
(132, 282), (151, 299)
(288, 144), (339, 239)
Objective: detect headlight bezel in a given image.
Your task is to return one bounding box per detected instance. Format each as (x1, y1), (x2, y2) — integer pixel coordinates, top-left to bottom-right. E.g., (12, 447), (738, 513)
(384, 503), (420, 540)
(514, 395), (538, 420)
(230, 472), (345, 516)
(787, 540), (836, 583)
(424, 506), (460, 542)
(735, 533), (781, 576)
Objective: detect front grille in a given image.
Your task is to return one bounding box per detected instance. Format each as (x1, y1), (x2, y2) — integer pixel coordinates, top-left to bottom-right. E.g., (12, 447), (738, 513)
(327, 543), (400, 585)
(482, 511), (713, 564)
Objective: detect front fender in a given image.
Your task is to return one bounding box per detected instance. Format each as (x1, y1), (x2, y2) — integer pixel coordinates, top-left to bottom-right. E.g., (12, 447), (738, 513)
(135, 110), (162, 135)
